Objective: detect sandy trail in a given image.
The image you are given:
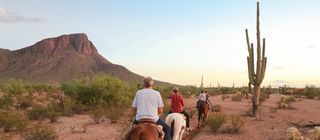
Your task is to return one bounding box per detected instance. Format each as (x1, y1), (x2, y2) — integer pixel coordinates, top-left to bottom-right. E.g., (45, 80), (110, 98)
(11, 94), (319, 140)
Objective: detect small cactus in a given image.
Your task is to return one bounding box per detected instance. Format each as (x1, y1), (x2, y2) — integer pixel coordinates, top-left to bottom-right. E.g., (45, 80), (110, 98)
(308, 126), (320, 140)
(287, 127), (304, 140)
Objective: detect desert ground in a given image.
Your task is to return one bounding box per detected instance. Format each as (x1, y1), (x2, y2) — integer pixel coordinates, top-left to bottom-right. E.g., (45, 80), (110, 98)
(10, 93), (319, 140)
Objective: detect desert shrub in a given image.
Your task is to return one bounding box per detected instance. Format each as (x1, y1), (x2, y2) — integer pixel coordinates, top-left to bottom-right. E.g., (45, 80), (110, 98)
(287, 127), (303, 140)
(231, 93), (242, 102)
(207, 113), (226, 133)
(63, 74), (132, 105)
(91, 104), (105, 124)
(309, 126), (320, 140)
(229, 115), (244, 133)
(221, 95), (229, 101)
(62, 74), (133, 122)
(221, 115), (244, 133)
(0, 111), (29, 132)
(304, 86), (320, 99)
(212, 104), (222, 112)
(18, 97), (33, 110)
(0, 94), (14, 109)
(23, 124), (57, 140)
(28, 106), (59, 122)
(276, 96), (296, 109)
(28, 106), (50, 121)
(2, 80), (26, 96)
(25, 84), (59, 94)
(46, 111), (60, 123)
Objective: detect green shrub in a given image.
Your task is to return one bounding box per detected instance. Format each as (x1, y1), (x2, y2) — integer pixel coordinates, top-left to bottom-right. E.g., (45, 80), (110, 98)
(0, 111), (29, 132)
(63, 74), (133, 105)
(2, 80), (26, 96)
(25, 84), (59, 94)
(0, 94), (14, 109)
(207, 113), (226, 133)
(304, 86), (320, 99)
(23, 124), (57, 140)
(28, 106), (50, 121)
(28, 106), (60, 122)
(46, 111), (60, 123)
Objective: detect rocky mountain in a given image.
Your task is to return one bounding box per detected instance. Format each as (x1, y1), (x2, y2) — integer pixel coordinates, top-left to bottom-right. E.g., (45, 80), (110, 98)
(0, 33), (170, 85)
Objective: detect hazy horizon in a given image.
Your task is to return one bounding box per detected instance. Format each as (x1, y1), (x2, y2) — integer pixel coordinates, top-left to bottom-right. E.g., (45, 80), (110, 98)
(1, 0), (320, 87)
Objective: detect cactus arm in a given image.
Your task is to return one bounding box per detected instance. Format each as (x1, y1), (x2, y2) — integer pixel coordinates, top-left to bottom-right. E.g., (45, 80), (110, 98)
(247, 57), (254, 84)
(259, 57), (267, 84)
(246, 29), (251, 51)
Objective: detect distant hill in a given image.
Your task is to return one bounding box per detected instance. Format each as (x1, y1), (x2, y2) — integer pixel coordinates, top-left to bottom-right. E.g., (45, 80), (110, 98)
(0, 33), (172, 86)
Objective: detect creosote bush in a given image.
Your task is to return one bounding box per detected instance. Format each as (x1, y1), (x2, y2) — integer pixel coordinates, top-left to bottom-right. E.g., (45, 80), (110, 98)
(0, 111), (29, 132)
(207, 113), (226, 133)
(23, 124), (57, 140)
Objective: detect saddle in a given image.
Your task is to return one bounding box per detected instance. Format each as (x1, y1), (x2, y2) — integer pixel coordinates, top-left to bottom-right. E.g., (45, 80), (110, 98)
(125, 119), (164, 140)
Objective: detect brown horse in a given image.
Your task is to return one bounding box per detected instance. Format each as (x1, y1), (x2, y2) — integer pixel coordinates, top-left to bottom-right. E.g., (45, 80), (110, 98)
(197, 101), (209, 128)
(125, 119), (164, 140)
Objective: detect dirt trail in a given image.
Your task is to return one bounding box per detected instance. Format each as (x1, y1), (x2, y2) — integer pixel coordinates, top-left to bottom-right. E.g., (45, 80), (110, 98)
(11, 94), (319, 140)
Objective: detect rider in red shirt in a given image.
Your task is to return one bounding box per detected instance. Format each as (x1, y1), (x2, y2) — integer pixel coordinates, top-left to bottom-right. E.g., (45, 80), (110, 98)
(168, 87), (191, 131)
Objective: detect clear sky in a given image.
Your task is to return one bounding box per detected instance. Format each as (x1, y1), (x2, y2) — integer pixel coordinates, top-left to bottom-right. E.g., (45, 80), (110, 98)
(0, 0), (320, 87)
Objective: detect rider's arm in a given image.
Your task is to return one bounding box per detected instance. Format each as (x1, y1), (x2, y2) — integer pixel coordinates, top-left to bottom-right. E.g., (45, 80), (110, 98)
(158, 107), (163, 115)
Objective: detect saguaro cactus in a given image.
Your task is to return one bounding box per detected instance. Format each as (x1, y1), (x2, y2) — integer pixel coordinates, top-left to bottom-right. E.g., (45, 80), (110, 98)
(245, 1), (267, 116)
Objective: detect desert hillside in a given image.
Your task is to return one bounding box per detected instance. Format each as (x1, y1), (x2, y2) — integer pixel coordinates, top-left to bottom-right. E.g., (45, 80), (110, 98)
(0, 33), (170, 85)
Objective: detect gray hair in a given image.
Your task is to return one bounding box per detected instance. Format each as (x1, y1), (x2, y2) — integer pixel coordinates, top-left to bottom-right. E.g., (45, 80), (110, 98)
(143, 77), (153, 87)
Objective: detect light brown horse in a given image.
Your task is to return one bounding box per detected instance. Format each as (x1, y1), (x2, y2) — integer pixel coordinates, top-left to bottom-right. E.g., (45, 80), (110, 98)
(197, 101), (209, 128)
(125, 119), (163, 140)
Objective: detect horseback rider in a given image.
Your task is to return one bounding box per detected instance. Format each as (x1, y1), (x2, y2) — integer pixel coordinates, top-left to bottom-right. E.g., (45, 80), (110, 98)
(197, 90), (212, 111)
(132, 77), (171, 140)
(168, 87), (191, 131)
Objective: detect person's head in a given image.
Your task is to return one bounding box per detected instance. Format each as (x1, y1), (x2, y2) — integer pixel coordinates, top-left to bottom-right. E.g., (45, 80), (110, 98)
(143, 77), (154, 88)
(201, 90), (204, 93)
(172, 87), (179, 93)
(205, 90), (208, 93)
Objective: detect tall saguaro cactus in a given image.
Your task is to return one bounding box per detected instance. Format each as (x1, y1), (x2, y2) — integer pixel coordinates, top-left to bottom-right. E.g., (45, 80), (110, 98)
(245, 1), (267, 116)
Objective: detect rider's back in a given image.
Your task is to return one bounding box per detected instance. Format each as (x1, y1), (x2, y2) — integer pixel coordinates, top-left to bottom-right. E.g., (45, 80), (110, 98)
(132, 89), (164, 121)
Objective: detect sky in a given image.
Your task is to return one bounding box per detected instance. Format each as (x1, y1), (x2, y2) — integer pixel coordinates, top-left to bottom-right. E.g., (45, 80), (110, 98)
(0, 0), (320, 87)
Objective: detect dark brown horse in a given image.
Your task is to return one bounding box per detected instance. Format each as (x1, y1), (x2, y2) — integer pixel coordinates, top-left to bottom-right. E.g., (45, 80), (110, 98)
(125, 119), (163, 140)
(197, 101), (209, 128)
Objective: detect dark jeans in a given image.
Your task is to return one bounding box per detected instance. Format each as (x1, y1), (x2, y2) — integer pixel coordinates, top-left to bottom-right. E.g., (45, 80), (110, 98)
(133, 119), (171, 140)
(168, 110), (190, 127)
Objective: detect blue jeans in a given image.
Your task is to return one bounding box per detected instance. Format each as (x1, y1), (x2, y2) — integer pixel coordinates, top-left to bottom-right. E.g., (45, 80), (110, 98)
(133, 118), (171, 140)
